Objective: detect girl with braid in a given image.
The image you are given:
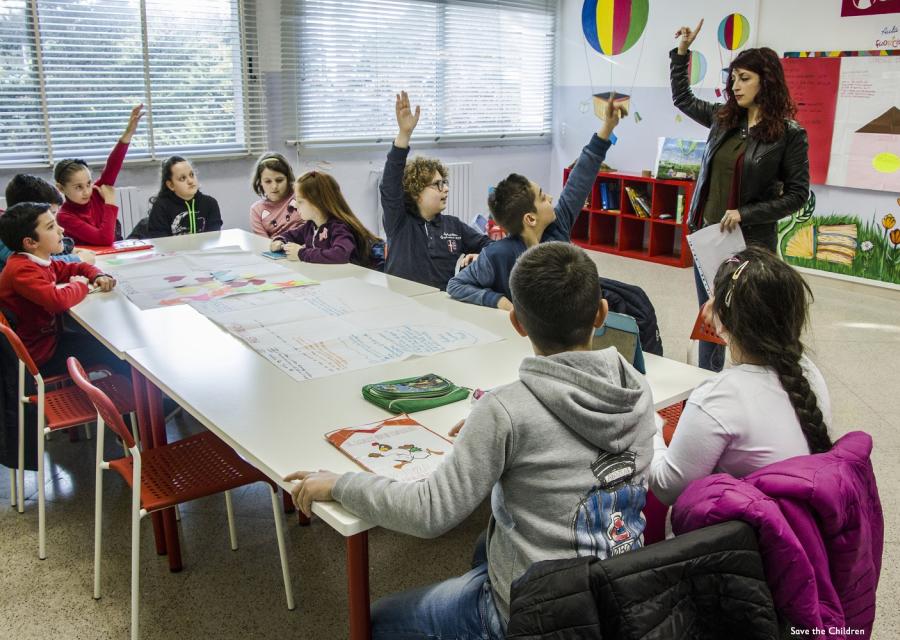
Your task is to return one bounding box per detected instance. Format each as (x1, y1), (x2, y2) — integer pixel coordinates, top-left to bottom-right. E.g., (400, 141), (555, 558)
(650, 246), (832, 505)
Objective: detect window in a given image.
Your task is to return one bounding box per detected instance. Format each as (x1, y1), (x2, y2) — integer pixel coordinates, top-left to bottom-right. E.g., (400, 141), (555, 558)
(285, 0), (555, 146)
(0, 0), (264, 168)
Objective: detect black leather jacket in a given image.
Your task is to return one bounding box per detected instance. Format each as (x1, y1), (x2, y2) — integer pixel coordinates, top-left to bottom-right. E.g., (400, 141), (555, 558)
(670, 49), (810, 251)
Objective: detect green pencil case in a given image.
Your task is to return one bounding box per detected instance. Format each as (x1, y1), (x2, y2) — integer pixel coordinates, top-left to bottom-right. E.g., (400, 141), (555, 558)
(362, 374), (470, 414)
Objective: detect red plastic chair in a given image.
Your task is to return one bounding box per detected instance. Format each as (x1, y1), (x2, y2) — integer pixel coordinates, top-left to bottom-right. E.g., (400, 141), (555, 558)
(644, 401), (686, 546)
(0, 319), (136, 559)
(67, 357), (295, 640)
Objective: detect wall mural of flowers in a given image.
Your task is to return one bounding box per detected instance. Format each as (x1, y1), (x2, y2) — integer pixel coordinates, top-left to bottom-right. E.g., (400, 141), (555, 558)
(778, 194), (900, 285)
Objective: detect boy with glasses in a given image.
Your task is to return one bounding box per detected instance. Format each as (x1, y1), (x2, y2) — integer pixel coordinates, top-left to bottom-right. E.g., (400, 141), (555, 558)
(380, 91), (491, 290)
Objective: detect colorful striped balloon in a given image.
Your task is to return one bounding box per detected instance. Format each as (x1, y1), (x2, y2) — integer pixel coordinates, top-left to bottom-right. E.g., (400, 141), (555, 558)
(718, 13), (749, 51)
(582, 0), (650, 56)
(688, 50), (707, 85)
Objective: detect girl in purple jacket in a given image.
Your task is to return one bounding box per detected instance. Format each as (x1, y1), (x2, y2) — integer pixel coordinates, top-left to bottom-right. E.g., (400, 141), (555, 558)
(269, 171), (381, 266)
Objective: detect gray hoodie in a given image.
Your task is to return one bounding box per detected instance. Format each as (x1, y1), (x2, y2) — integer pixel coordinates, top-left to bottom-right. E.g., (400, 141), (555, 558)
(332, 348), (656, 619)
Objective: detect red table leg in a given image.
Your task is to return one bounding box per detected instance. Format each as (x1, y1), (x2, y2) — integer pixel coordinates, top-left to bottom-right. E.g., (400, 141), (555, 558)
(145, 380), (183, 572)
(130, 368), (166, 556)
(347, 531), (371, 640)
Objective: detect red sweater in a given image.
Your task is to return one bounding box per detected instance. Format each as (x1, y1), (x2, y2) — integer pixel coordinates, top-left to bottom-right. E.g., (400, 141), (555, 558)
(57, 141), (129, 246)
(0, 253), (102, 366)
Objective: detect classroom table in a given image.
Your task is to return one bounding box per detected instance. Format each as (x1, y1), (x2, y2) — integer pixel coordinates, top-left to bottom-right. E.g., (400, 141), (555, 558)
(69, 233), (714, 640)
(66, 229), (437, 570)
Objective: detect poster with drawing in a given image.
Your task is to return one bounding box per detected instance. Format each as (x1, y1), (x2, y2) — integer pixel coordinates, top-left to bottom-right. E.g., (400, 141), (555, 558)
(784, 54), (900, 192)
(828, 56), (900, 191)
(326, 416), (452, 482)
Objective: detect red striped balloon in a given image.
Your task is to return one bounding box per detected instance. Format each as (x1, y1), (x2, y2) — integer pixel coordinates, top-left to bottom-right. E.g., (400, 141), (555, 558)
(718, 13), (749, 51)
(582, 0), (650, 56)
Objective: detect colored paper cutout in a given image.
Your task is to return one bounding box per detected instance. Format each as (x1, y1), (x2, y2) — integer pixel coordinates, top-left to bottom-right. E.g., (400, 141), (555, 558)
(688, 50), (708, 85)
(718, 13), (749, 51)
(581, 0), (649, 56)
(873, 152), (900, 173)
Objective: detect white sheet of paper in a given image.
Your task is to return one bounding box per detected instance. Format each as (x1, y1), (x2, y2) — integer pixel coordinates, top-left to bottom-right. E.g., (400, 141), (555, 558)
(231, 303), (501, 382)
(686, 224), (746, 297)
(197, 278), (414, 330)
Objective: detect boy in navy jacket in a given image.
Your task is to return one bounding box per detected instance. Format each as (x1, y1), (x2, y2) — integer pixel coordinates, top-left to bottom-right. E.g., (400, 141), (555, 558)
(381, 92), (490, 290)
(447, 99), (621, 309)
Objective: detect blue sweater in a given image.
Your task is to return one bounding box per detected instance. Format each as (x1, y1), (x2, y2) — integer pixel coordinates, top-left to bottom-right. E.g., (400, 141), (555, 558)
(381, 144), (491, 290)
(447, 134), (611, 308)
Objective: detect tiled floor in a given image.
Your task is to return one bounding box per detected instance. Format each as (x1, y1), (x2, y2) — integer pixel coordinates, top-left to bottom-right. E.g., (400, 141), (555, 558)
(0, 251), (896, 639)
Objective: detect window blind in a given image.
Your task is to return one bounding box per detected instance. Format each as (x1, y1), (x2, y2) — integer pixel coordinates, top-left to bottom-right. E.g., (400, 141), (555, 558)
(0, 0), (265, 168)
(285, 0), (555, 146)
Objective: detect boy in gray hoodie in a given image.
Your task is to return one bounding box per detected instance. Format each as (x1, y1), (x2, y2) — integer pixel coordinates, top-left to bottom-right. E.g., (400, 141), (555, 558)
(286, 242), (656, 639)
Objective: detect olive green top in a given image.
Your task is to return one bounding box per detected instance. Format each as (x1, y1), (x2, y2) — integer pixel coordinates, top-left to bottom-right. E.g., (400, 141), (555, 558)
(703, 129), (746, 226)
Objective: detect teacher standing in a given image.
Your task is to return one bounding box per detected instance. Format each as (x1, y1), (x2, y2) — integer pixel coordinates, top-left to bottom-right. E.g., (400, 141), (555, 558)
(671, 19), (810, 372)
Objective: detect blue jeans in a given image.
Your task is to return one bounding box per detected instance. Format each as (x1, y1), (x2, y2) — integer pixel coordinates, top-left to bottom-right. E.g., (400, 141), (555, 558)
(693, 265), (724, 372)
(371, 541), (506, 640)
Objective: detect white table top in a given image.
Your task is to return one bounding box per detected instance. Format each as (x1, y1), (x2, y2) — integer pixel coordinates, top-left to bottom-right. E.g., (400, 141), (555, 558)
(122, 289), (714, 536)
(70, 229), (438, 356)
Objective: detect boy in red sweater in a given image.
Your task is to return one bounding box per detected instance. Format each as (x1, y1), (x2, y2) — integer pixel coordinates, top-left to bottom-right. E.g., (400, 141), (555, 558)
(55, 103), (144, 246)
(0, 203), (120, 376)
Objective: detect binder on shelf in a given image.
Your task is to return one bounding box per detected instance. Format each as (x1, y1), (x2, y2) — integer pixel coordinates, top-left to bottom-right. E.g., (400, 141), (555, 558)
(600, 183), (610, 210)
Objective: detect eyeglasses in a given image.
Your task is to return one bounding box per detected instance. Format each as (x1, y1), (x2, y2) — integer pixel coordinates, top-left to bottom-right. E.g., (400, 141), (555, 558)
(427, 179), (450, 191)
(724, 259), (750, 307)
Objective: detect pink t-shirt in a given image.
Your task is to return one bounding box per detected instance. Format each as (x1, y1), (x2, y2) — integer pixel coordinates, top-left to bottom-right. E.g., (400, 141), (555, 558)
(249, 195), (301, 238)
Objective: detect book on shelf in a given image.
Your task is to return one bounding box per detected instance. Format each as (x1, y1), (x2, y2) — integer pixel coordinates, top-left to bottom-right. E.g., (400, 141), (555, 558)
(609, 183), (621, 211)
(624, 186), (651, 218)
(600, 183), (610, 210)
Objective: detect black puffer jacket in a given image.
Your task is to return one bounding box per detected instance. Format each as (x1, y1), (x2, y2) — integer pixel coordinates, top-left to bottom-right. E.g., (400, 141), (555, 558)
(670, 49), (809, 251)
(506, 520), (780, 640)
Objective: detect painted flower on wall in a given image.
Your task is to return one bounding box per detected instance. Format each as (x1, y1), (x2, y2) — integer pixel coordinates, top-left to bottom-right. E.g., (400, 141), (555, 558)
(861, 240), (874, 252)
(891, 229), (900, 245)
(883, 214), (896, 230)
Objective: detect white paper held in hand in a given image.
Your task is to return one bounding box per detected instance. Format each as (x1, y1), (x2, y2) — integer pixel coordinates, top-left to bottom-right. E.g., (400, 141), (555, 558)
(686, 224), (746, 298)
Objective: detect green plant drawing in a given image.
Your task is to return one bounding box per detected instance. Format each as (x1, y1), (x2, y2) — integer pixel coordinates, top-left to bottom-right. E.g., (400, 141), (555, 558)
(778, 212), (900, 284)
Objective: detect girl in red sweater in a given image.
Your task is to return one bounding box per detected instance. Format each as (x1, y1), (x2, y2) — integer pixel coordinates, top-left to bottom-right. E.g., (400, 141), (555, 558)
(54, 104), (144, 246)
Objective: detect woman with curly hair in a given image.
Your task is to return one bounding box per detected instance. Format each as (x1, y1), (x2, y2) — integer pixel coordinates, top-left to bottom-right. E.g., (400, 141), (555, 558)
(650, 246), (832, 505)
(379, 91), (491, 290)
(671, 20), (810, 371)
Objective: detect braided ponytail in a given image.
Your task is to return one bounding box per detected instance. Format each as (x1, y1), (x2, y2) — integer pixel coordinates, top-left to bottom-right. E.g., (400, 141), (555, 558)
(712, 246), (832, 455)
(767, 346), (832, 454)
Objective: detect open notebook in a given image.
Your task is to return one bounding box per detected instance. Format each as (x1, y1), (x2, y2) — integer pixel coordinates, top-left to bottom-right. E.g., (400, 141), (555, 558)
(326, 415), (453, 482)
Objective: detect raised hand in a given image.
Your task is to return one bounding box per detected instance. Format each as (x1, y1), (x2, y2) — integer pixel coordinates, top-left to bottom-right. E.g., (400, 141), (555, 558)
(394, 90), (421, 148)
(120, 103), (145, 143)
(597, 91), (622, 141)
(675, 18), (703, 55)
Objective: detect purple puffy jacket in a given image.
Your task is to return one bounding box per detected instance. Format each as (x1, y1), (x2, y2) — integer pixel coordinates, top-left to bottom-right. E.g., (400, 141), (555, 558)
(672, 431), (883, 638)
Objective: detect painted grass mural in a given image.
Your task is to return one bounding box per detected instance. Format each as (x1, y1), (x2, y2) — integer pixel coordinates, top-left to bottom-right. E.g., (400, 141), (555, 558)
(778, 194), (900, 285)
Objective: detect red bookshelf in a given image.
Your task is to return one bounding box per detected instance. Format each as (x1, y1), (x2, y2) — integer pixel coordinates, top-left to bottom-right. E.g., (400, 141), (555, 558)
(564, 170), (695, 268)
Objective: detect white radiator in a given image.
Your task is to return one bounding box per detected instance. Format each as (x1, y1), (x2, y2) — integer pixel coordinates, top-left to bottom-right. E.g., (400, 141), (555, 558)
(116, 186), (148, 238)
(374, 161), (474, 238)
